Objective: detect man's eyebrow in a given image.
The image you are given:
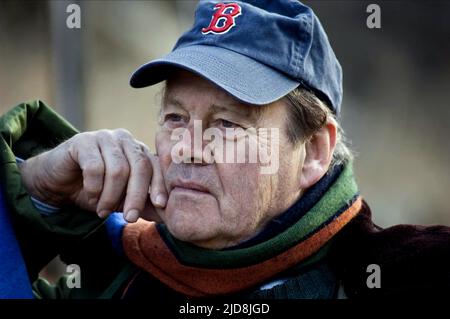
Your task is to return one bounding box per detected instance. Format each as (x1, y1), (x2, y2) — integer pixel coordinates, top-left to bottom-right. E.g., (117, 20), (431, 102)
(210, 103), (254, 119)
(164, 97), (183, 107)
(163, 97), (259, 121)
(163, 97), (184, 109)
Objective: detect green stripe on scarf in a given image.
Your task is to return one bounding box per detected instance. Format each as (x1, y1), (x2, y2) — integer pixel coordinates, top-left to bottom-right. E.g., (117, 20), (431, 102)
(157, 163), (358, 268)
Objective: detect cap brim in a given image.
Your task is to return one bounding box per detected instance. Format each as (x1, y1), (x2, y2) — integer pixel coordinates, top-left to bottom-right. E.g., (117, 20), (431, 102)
(130, 45), (300, 105)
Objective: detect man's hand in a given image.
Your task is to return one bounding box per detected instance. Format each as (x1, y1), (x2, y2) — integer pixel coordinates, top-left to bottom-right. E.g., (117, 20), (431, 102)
(19, 129), (167, 223)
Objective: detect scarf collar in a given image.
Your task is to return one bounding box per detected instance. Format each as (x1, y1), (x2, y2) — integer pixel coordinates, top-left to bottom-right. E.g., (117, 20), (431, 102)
(122, 163), (362, 298)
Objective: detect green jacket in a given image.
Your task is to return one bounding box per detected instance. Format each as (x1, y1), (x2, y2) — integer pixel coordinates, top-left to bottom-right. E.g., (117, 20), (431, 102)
(0, 101), (131, 298)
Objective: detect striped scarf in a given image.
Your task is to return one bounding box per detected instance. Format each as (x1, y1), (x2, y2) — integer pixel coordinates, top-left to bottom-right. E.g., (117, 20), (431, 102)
(122, 163), (362, 298)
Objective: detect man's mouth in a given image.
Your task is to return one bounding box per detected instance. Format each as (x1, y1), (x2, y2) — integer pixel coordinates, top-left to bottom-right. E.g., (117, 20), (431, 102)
(169, 180), (211, 195)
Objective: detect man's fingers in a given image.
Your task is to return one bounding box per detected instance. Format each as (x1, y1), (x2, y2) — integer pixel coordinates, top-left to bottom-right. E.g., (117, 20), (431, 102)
(64, 129), (164, 222)
(121, 140), (152, 223)
(76, 140), (105, 209)
(96, 133), (130, 218)
(145, 148), (167, 208)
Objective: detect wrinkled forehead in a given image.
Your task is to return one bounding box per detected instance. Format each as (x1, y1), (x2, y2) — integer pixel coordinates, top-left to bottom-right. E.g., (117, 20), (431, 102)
(162, 69), (264, 120)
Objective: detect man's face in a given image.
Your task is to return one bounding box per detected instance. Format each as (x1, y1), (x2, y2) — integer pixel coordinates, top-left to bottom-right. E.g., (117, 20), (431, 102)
(155, 70), (305, 249)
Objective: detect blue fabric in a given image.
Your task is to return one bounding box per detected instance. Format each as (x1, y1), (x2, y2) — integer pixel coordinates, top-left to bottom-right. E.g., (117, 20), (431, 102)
(0, 186), (34, 299)
(105, 213), (127, 257)
(130, 0), (343, 114)
(29, 197), (60, 216)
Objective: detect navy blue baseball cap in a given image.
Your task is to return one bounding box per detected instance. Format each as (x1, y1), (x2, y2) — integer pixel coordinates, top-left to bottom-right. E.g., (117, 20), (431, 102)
(130, 0), (343, 114)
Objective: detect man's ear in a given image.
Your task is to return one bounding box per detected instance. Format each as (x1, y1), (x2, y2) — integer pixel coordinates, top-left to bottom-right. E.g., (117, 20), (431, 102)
(299, 120), (337, 189)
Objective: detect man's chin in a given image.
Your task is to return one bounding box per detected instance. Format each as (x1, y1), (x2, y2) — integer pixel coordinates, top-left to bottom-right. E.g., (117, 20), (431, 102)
(165, 218), (217, 247)
(163, 194), (220, 246)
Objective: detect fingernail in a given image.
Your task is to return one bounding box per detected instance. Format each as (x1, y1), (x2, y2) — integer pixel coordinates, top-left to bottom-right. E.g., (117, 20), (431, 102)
(125, 209), (140, 223)
(154, 194), (167, 207)
(98, 210), (110, 219)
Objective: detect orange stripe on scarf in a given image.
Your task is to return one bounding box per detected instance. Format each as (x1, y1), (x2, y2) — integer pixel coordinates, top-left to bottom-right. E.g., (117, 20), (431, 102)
(123, 197), (362, 298)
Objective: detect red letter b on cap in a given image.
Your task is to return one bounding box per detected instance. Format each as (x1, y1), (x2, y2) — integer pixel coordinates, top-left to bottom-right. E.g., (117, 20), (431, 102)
(202, 3), (242, 35)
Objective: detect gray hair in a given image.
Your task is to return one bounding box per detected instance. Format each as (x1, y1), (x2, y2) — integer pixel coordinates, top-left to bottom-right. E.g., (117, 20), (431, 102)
(283, 87), (354, 170)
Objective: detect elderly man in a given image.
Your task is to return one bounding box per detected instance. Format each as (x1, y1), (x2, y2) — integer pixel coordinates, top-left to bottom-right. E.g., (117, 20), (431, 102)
(0, 0), (449, 299)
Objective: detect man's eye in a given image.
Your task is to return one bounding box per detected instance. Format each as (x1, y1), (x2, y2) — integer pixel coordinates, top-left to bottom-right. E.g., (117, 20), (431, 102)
(165, 114), (183, 122)
(220, 119), (239, 128)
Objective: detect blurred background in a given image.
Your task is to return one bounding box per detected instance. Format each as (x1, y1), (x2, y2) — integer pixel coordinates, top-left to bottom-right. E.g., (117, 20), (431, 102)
(0, 0), (449, 277)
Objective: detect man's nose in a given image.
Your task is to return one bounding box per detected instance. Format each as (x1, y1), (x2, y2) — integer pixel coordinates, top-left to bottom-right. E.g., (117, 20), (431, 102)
(177, 120), (211, 165)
